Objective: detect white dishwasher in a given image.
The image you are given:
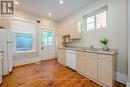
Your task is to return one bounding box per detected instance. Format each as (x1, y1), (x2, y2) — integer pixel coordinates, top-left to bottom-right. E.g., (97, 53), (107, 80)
(66, 50), (76, 70)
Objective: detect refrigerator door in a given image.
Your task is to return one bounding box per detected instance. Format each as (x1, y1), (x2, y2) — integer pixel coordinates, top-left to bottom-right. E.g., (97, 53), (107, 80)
(0, 29), (13, 75)
(0, 29), (9, 75)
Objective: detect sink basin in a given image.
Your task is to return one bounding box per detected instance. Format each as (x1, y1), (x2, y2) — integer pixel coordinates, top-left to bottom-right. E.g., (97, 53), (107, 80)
(82, 49), (87, 50)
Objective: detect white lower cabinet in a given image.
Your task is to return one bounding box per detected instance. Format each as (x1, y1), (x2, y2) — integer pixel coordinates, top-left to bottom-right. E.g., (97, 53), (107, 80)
(98, 59), (112, 87)
(84, 53), (98, 80)
(85, 58), (98, 80)
(76, 51), (116, 87)
(57, 49), (66, 66)
(76, 52), (85, 74)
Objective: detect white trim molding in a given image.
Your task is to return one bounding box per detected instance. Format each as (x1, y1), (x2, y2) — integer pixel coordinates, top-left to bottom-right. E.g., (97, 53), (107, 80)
(14, 57), (40, 66)
(40, 26), (55, 31)
(116, 72), (127, 85)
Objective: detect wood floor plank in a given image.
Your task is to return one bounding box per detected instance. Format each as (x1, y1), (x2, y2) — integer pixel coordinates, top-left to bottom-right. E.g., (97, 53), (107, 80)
(0, 59), (126, 87)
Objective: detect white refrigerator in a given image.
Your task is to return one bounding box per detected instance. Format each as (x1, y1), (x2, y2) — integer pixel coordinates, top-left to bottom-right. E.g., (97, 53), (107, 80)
(0, 29), (13, 75)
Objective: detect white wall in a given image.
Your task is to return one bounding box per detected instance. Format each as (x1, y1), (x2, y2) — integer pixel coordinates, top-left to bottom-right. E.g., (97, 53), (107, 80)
(15, 10), (58, 29)
(58, 0), (128, 84)
(13, 10), (58, 66)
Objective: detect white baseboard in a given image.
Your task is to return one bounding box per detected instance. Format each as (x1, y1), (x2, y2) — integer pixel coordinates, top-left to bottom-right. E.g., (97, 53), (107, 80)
(14, 57), (40, 66)
(116, 72), (127, 84)
(127, 82), (130, 87)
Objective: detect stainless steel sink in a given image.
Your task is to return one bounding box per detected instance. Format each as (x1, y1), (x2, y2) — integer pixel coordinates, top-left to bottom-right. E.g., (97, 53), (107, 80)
(82, 48), (87, 50)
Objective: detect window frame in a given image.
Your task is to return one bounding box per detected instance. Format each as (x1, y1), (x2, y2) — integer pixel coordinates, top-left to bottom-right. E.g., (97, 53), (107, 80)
(82, 5), (108, 32)
(14, 33), (36, 53)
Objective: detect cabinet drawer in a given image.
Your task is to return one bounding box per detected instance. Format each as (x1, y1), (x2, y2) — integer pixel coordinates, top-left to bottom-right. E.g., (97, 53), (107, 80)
(85, 53), (97, 59)
(77, 52), (97, 59)
(98, 54), (113, 61)
(77, 51), (86, 56)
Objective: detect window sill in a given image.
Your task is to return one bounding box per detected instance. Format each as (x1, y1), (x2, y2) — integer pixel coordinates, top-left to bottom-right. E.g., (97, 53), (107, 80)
(82, 27), (107, 32)
(15, 51), (36, 54)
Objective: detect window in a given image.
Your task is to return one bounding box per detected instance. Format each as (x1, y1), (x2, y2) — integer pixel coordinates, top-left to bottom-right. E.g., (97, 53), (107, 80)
(42, 31), (53, 46)
(83, 6), (107, 31)
(16, 33), (34, 52)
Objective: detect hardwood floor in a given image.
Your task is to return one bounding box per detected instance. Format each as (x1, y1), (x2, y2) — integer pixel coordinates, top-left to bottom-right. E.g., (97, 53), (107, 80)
(0, 59), (125, 87)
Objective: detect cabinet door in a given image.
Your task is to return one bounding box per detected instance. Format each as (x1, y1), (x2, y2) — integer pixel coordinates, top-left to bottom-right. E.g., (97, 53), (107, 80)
(76, 52), (85, 74)
(57, 49), (66, 66)
(98, 59), (112, 86)
(85, 58), (98, 80)
(69, 22), (81, 38)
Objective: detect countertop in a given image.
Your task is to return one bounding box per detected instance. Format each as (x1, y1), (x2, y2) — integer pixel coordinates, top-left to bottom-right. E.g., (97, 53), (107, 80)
(59, 47), (118, 55)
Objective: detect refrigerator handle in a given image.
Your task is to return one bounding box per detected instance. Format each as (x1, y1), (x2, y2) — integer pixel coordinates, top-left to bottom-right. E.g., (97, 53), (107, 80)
(6, 41), (13, 44)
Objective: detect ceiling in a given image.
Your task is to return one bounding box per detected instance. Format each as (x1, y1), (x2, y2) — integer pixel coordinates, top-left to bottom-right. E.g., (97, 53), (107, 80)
(16, 0), (93, 21)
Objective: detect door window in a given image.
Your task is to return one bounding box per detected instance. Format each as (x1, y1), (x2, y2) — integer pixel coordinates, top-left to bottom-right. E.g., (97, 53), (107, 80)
(48, 32), (52, 46)
(42, 31), (53, 46)
(42, 32), (48, 46)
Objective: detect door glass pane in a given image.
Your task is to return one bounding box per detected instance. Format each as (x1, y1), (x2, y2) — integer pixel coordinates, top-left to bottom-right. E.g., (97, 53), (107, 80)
(96, 11), (107, 29)
(42, 32), (47, 46)
(48, 32), (52, 46)
(16, 34), (33, 51)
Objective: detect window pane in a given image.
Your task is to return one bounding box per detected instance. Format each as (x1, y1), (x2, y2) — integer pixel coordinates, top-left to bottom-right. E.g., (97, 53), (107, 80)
(87, 16), (95, 23)
(96, 11), (107, 29)
(48, 32), (52, 46)
(86, 16), (95, 31)
(42, 32), (47, 46)
(87, 23), (95, 31)
(16, 34), (33, 51)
